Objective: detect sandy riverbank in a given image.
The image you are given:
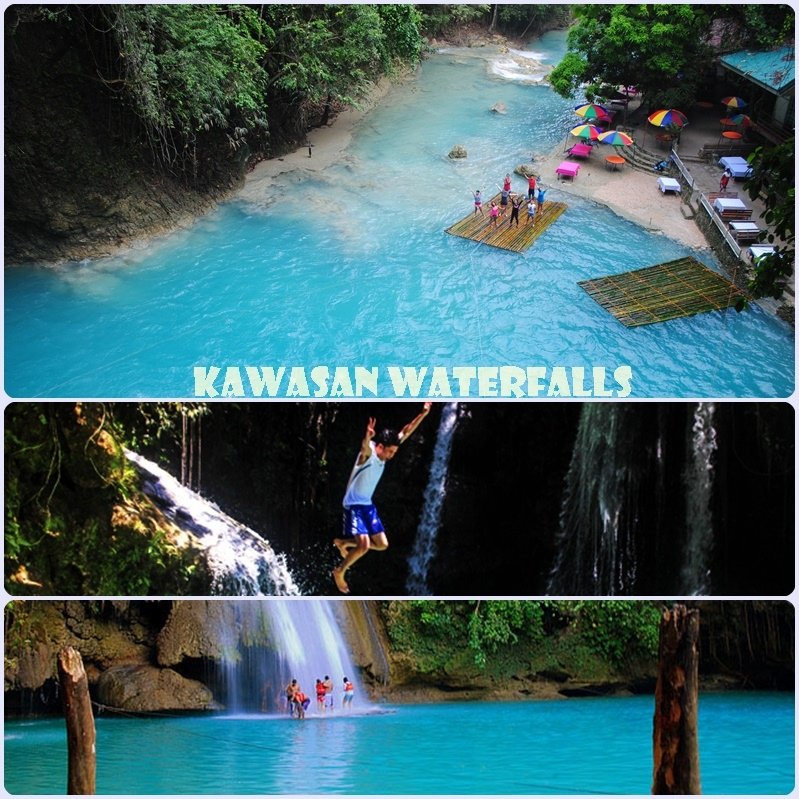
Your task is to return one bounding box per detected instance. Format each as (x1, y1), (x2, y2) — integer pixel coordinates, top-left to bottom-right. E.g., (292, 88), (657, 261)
(529, 146), (709, 250)
(238, 77), (398, 205)
(241, 65), (710, 252)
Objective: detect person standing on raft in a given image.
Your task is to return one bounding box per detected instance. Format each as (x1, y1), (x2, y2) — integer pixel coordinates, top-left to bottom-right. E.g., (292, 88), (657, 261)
(332, 403), (432, 594)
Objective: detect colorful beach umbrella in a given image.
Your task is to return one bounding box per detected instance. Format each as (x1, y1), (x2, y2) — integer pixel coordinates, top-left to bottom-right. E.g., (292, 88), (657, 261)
(569, 124), (602, 140)
(728, 113), (752, 127)
(574, 103), (610, 121)
(597, 129), (634, 147)
(647, 109), (688, 128)
(721, 96), (747, 108)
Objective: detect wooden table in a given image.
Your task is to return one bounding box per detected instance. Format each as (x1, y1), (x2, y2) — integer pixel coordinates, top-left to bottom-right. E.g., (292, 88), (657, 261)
(605, 155), (625, 171)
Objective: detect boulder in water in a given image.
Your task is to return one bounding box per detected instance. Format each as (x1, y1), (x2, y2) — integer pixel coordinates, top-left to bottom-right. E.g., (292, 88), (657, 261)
(97, 664), (217, 711)
(515, 163), (536, 177)
(490, 102), (507, 115)
(448, 144), (468, 159)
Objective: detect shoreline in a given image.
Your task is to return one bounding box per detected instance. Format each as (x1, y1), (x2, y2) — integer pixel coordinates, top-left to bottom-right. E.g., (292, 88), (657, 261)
(241, 49), (710, 252)
(238, 75), (401, 206)
(529, 144), (709, 250)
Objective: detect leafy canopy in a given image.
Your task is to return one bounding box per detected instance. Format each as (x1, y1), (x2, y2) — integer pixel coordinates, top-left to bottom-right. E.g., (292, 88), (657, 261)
(742, 138), (795, 305)
(105, 5), (269, 157)
(549, 5), (712, 108)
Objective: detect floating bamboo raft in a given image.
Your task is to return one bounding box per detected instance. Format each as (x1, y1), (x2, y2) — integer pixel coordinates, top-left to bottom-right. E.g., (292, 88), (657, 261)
(446, 193), (567, 252)
(578, 257), (748, 327)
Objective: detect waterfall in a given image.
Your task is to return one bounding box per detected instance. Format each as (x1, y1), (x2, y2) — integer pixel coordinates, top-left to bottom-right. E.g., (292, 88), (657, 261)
(406, 402), (459, 594)
(547, 404), (639, 595)
(216, 600), (365, 715)
(125, 450), (300, 596)
(679, 403), (717, 595)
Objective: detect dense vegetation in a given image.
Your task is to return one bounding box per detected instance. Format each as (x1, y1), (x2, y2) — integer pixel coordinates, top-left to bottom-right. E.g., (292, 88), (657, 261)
(385, 600), (662, 674)
(4, 404), (210, 595)
(547, 4), (795, 302)
(4, 4), (569, 262)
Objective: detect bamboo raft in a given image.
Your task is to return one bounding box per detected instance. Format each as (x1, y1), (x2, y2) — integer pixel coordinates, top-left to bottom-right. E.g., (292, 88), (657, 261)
(578, 256), (749, 327)
(446, 193), (567, 252)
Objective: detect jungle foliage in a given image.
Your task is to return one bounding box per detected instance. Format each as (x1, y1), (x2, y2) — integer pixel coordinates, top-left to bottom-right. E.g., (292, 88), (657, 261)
(743, 137), (796, 305)
(7, 4), (569, 178)
(4, 404), (209, 596)
(385, 600), (662, 673)
(549, 5), (793, 107)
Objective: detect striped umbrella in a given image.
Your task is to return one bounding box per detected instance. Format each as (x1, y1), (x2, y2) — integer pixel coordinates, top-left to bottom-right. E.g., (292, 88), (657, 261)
(721, 96), (747, 109)
(574, 103), (611, 121)
(597, 129), (634, 147)
(647, 109), (688, 128)
(728, 113), (752, 127)
(569, 124), (602, 140)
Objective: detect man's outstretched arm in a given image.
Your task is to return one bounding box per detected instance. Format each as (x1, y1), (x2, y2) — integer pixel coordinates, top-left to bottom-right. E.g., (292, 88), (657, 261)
(399, 402), (432, 444)
(356, 417), (377, 464)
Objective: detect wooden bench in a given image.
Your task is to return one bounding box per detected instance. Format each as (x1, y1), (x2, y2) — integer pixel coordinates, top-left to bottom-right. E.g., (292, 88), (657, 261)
(706, 192), (739, 203)
(719, 209), (753, 221)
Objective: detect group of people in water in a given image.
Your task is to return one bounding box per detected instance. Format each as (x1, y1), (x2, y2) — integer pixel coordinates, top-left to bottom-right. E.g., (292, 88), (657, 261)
(473, 172), (548, 229)
(285, 675), (354, 719)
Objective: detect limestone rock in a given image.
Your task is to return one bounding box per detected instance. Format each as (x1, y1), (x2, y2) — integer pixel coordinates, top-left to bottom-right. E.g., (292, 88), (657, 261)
(97, 664), (216, 711)
(156, 600), (231, 666)
(448, 144), (467, 159)
(490, 102), (507, 115)
(515, 163), (536, 177)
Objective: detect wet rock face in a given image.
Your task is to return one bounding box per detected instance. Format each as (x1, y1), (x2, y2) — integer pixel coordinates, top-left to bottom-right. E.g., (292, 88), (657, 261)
(156, 601), (232, 666)
(97, 665), (216, 712)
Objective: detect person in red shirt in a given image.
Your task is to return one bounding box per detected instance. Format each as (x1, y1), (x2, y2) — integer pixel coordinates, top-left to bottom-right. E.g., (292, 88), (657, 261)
(527, 173), (537, 199)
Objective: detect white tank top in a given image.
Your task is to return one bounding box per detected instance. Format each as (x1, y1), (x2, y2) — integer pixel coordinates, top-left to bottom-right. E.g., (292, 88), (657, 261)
(342, 442), (385, 507)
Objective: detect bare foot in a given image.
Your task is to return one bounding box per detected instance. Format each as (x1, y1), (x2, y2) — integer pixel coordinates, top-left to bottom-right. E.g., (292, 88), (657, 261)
(332, 568), (350, 594)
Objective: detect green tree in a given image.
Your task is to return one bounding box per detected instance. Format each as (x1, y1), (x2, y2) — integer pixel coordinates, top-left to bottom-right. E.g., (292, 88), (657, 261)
(97, 5), (269, 168)
(549, 5), (712, 108)
(741, 137), (795, 305)
(261, 5), (422, 119)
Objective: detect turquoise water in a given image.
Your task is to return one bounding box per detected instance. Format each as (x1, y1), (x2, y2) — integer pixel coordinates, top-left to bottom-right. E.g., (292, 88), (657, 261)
(4, 693), (794, 794)
(4, 32), (794, 398)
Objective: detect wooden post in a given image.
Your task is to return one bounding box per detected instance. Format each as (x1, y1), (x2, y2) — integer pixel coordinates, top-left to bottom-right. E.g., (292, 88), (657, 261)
(652, 605), (701, 794)
(57, 646), (96, 795)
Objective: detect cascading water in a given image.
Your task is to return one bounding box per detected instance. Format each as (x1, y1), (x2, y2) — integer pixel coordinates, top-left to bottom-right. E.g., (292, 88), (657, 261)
(547, 404), (639, 595)
(215, 600), (366, 716)
(125, 450), (300, 595)
(679, 403), (717, 595)
(406, 402), (459, 594)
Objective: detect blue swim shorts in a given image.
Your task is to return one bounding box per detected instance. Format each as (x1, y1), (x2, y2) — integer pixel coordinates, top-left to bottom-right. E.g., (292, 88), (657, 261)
(342, 504), (385, 537)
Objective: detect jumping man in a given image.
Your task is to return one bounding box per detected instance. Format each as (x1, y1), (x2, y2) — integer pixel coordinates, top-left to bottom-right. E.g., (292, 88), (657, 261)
(332, 403), (432, 594)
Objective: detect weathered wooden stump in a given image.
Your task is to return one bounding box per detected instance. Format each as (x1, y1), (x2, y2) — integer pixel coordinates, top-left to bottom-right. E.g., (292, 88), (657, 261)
(652, 605), (701, 794)
(58, 646), (96, 794)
